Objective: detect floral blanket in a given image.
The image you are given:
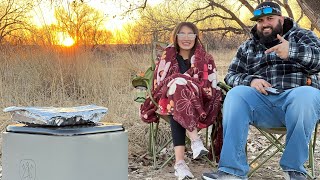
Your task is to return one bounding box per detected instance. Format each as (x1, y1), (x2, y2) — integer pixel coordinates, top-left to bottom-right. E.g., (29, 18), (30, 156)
(140, 43), (223, 160)
(140, 43), (222, 129)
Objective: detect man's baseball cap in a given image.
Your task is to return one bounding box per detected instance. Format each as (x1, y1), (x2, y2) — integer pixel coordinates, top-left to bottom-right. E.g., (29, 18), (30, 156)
(250, 1), (282, 21)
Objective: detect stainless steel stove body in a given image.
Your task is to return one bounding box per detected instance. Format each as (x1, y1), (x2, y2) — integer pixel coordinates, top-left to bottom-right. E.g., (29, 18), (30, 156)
(2, 122), (128, 180)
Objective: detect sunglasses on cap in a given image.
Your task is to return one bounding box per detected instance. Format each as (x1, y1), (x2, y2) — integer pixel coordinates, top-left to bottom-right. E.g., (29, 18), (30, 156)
(253, 7), (281, 17)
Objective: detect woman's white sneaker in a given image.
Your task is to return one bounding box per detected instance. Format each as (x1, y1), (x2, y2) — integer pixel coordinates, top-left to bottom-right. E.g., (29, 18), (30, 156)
(191, 138), (209, 159)
(174, 160), (194, 180)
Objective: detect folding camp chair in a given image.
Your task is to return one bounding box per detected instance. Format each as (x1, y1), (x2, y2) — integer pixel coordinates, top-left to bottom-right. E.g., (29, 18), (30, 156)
(132, 41), (216, 169)
(217, 82), (318, 179)
(248, 126), (318, 179)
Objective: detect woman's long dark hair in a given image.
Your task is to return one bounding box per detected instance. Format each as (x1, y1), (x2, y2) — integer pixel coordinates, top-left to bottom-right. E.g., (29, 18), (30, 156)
(171, 22), (203, 60)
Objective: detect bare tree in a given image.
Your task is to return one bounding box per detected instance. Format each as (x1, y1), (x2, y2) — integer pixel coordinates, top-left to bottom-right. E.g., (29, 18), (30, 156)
(0, 0), (35, 44)
(122, 0), (318, 39)
(54, 0), (108, 46)
(296, 0), (320, 31)
(186, 0), (251, 35)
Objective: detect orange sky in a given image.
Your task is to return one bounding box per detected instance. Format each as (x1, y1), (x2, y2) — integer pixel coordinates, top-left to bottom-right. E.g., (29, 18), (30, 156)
(32, 0), (162, 31)
(31, 0), (165, 45)
(30, 0), (319, 45)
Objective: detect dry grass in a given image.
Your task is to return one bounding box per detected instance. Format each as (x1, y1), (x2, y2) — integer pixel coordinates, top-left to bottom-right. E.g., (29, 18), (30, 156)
(209, 48), (237, 80)
(0, 45), (236, 152)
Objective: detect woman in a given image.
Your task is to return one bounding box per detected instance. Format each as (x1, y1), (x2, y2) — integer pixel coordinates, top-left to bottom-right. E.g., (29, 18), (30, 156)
(140, 22), (222, 179)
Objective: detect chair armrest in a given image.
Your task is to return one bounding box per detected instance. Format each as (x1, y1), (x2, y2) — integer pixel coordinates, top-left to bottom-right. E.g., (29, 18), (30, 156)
(217, 82), (231, 92)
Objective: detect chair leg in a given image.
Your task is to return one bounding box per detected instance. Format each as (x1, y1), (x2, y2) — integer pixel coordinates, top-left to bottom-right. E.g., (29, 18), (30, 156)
(250, 125), (318, 179)
(149, 123), (157, 169)
(248, 133), (285, 177)
(148, 121), (162, 169)
(154, 121), (159, 141)
(306, 123), (318, 180)
(249, 135), (284, 167)
(248, 147), (282, 177)
(157, 127), (217, 169)
(155, 137), (173, 155)
(159, 153), (175, 169)
(205, 126), (209, 147)
(150, 121), (220, 169)
(210, 123), (218, 164)
(200, 126), (217, 167)
(202, 155), (216, 167)
(148, 124), (152, 153)
(249, 127), (286, 177)
(306, 139), (315, 179)
(312, 123), (318, 153)
(258, 129), (285, 151)
(149, 121), (174, 169)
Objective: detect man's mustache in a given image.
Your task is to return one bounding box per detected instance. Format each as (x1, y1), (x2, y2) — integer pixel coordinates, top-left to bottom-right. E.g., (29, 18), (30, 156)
(262, 26), (273, 30)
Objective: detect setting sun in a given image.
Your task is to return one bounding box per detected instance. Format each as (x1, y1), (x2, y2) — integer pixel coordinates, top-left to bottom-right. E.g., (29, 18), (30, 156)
(61, 37), (75, 47)
(57, 32), (75, 47)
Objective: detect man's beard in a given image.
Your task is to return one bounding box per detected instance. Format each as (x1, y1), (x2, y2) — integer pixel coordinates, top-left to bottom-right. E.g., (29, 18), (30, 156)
(257, 20), (283, 44)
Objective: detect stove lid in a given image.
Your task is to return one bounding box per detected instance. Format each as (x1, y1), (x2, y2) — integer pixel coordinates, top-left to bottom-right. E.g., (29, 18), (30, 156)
(6, 122), (124, 136)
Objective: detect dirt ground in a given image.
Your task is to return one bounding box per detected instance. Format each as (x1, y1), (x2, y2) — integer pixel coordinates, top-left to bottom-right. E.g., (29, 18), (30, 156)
(128, 126), (320, 180)
(0, 113), (318, 180)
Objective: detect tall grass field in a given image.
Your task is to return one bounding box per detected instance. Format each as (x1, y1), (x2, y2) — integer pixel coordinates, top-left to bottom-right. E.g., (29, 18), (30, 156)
(0, 45), (236, 153)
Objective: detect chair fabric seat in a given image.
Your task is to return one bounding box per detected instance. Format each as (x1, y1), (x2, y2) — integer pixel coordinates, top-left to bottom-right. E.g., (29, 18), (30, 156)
(259, 127), (286, 134)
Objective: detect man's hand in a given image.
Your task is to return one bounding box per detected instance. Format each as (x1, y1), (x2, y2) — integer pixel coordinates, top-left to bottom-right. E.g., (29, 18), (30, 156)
(265, 34), (289, 60)
(250, 79), (271, 95)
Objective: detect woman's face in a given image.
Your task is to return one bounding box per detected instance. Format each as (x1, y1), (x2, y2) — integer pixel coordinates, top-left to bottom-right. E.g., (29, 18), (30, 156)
(177, 26), (196, 51)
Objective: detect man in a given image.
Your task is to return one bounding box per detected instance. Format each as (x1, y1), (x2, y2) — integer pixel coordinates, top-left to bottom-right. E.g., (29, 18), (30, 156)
(202, 1), (320, 180)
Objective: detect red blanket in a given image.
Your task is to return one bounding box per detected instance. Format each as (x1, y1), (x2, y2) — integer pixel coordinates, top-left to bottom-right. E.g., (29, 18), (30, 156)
(140, 44), (222, 130)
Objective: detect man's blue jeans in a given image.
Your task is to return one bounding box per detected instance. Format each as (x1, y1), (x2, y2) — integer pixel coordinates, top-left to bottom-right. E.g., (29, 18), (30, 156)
(218, 85), (320, 178)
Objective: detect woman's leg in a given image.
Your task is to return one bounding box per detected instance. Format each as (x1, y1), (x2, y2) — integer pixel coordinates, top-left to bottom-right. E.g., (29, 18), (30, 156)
(174, 146), (185, 162)
(170, 115), (208, 161)
(169, 115), (186, 163)
(169, 116), (194, 179)
(187, 128), (209, 159)
(186, 129), (198, 141)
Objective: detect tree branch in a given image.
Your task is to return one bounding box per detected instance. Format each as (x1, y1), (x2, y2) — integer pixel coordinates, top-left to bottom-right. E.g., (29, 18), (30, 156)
(238, 0), (254, 13)
(208, 0), (250, 35)
(273, 0), (294, 19)
(200, 27), (244, 34)
(192, 13), (234, 24)
(185, 4), (212, 20)
(296, 0), (320, 31)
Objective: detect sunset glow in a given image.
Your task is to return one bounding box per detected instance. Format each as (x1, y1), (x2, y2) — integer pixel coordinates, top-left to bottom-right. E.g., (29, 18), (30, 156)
(25, 0), (320, 46)
(57, 32), (75, 47)
(61, 37), (75, 47)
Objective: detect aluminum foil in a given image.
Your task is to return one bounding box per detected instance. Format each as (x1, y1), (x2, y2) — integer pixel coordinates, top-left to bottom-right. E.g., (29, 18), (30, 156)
(3, 105), (108, 126)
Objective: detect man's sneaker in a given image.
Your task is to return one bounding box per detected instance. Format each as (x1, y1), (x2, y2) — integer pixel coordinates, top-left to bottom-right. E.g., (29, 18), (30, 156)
(202, 171), (248, 180)
(174, 160), (194, 180)
(283, 171), (307, 180)
(191, 138), (209, 159)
